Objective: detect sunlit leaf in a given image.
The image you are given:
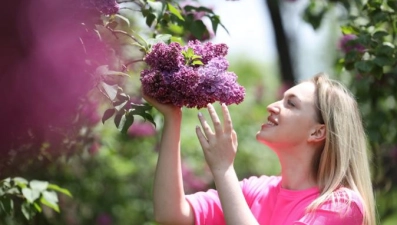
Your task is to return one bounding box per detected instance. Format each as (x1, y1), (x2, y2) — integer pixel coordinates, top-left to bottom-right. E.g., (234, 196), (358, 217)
(114, 14), (130, 27)
(22, 188), (40, 203)
(147, 1), (165, 19)
(40, 196), (60, 213)
(30, 180), (48, 192)
(167, 3), (184, 21)
(47, 184), (72, 197)
(101, 82), (118, 101)
(13, 177), (28, 185)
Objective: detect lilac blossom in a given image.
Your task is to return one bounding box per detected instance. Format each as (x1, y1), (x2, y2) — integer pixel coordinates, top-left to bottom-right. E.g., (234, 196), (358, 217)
(338, 34), (365, 53)
(127, 122), (156, 138)
(81, 0), (119, 15)
(143, 42), (184, 72)
(140, 41), (245, 109)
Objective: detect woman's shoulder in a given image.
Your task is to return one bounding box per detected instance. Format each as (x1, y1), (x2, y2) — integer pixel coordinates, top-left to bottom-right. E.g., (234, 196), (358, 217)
(241, 175), (281, 187)
(322, 187), (364, 216)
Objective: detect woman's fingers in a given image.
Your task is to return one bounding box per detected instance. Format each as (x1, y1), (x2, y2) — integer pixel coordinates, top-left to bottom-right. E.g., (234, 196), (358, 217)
(207, 104), (223, 135)
(221, 103), (233, 134)
(196, 125), (209, 149)
(198, 111), (214, 139)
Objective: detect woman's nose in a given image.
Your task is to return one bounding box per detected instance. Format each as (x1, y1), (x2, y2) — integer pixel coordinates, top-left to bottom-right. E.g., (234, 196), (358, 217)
(267, 101), (281, 114)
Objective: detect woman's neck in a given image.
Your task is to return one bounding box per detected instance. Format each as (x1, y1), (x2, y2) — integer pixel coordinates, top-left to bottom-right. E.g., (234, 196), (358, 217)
(277, 149), (318, 190)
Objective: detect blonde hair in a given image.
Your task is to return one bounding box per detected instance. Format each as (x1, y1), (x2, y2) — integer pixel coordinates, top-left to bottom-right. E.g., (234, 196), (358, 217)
(307, 73), (376, 225)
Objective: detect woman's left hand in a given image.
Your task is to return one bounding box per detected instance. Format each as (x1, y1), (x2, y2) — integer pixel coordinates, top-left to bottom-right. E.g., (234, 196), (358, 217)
(196, 103), (238, 176)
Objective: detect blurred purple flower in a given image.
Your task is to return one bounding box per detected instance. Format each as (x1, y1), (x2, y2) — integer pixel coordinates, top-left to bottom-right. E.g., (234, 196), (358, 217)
(80, 101), (101, 125)
(127, 122), (156, 138)
(182, 162), (211, 193)
(338, 34), (365, 53)
(81, 0), (119, 15)
(95, 213), (113, 225)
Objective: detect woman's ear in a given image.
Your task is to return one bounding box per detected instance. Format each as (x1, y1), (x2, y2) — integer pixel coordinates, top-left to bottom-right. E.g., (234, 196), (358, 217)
(308, 124), (326, 143)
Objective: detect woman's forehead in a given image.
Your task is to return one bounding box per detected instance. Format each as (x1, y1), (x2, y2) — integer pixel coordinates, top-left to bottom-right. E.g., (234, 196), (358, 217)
(284, 82), (315, 101)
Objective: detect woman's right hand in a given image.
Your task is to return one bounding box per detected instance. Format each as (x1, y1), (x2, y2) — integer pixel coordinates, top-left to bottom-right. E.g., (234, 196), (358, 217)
(141, 90), (182, 119)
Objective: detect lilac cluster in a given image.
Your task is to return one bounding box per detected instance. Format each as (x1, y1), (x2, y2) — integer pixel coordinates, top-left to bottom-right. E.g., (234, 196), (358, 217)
(140, 40), (245, 109)
(338, 34), (365, 53)
(81, 0), (119, 15)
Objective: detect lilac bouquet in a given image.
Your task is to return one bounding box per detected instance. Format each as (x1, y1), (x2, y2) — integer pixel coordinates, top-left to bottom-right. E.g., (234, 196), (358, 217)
(140, 40), (245, 109)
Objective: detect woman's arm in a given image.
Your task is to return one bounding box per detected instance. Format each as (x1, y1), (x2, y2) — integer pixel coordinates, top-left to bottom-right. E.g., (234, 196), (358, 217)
(196, 103), (259, 225)
(144, 94), (194, 225)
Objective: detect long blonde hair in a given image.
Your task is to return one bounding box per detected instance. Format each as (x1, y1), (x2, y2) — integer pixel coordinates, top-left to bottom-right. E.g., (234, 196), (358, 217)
(307, 73), (376, 225)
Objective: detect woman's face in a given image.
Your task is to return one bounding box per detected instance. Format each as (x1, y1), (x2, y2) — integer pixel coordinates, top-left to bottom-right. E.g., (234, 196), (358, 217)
(256, 81), (321, 149)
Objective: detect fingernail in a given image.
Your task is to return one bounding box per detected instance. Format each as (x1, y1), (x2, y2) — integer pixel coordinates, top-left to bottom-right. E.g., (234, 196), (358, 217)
(198, 112), (202, 117)
(196, 125), (200, 129)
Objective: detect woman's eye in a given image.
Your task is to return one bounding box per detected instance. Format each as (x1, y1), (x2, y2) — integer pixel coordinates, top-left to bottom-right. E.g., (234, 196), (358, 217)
(287, 99), (295, 107)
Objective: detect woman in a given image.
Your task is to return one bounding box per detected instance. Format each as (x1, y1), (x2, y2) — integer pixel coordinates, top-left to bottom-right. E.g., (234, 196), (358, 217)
(147, 73), (376, 225)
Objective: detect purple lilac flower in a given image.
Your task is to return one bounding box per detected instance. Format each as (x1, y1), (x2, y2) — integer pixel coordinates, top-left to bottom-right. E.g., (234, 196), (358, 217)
(127, 122), (156, 137)
(186, 40), (228, 64)
(140, 41), (245, 109)
(338, 34), (365, 53)
(81, 0), (119, 15)
(143, 42), (184, 72)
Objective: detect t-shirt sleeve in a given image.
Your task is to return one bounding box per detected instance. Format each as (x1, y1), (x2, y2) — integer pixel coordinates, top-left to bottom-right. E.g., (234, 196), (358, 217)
(295, 188), (364, 225)
(185, 189), (226, 225)
(185, 175), (275, 225)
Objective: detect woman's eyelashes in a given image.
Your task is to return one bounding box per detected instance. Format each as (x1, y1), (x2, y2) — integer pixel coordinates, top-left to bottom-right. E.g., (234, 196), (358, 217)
(287, 99), (295, 107)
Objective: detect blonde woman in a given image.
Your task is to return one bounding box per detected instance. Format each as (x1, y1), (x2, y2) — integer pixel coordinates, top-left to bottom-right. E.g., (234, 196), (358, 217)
(147, 73), (376, 225)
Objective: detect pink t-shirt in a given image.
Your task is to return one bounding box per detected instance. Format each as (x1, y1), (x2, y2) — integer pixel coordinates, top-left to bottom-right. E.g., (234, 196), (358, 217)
(186, 175), (364, 225)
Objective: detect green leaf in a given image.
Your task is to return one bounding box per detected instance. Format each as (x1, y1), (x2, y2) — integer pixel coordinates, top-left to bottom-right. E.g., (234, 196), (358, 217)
(21, 202), (33, 220)
(40, 196), (60, 213)
(167, 3), (184, 21)
(209, 15), (221, 34)
(0, 198), (14, 214)
(102, 108), (116, 124)
(96, 65), (130, 77)
(5, 187), (20, 195)
(33, 202), (42, 213)
(147, 1), (165, 19)
(373, 30), (389, 40)
(376, 44), (395, 55)
(121, 114), (134, 134)
(114, 14), (130, 27)
(113, 100), (129, 111)
(355, 60), (375, 73)
(47, 184), (72, 197)
(192, 60), (204, 66)
(13, 177), (28, 185)
(30, 180), (48, 192)
(373, 56), (395, 66)
(191, 55), (202, 60)
(101, 82), (118, 101)
(114, 112), (124, 128)
(146, 13), (156, 27)
(341, 26), (358, 35)
(22, 188), (40, 203)
(189, 20), (207, 40)
(117, 113), (127, 132)
(155, 34), (172, 43)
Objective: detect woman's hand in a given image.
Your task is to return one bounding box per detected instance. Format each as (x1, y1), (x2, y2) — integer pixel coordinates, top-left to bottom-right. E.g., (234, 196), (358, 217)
(196, 103), (238, 176)
(141, 90), (182, 119)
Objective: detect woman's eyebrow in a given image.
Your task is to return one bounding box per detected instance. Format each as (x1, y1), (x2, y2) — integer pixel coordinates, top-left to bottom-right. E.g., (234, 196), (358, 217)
(283, 93), (302, 103)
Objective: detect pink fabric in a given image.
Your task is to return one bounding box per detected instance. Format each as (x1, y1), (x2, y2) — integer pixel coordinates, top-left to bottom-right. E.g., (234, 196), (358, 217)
(185, 176), (364, 225)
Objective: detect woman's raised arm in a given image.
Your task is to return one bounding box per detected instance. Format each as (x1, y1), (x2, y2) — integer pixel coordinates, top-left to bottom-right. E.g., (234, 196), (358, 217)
(143, 93), (194, 225)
